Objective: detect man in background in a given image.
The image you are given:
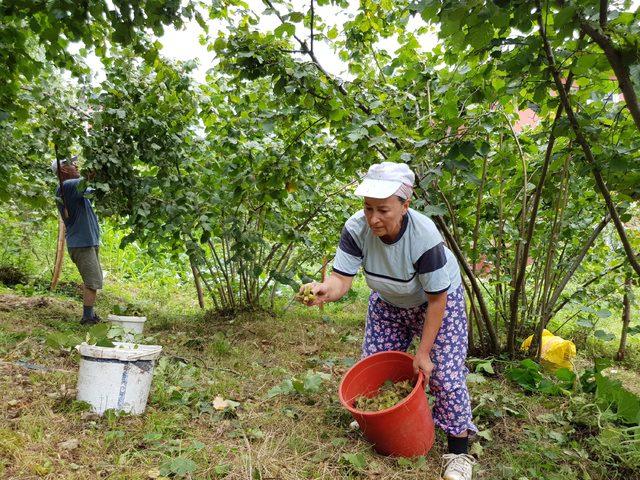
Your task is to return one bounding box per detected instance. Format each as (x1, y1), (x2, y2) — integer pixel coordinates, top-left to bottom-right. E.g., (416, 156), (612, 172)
(52, 156), (103, 325)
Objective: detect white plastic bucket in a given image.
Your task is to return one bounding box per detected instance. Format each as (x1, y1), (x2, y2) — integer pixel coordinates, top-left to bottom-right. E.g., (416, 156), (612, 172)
(76, 342), (162, 415)
(107, 315), (147, 341)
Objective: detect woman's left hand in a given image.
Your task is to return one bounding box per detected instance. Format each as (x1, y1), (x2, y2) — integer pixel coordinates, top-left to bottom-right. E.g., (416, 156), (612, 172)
(413, 349), (434, 384)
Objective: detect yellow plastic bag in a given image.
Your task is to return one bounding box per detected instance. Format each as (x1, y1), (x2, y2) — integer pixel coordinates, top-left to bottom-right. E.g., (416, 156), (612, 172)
(521, 329), (576, 371)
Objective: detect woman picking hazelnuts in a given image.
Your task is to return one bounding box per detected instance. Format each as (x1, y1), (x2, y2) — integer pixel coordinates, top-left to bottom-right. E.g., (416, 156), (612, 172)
(299, 162), (477, 480)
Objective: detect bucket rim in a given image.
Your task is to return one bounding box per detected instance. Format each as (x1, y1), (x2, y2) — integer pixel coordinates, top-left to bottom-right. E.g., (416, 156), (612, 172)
(107, 314), (147, 323)
(76, 342), (162, 361)
(338, 350), (425, 417)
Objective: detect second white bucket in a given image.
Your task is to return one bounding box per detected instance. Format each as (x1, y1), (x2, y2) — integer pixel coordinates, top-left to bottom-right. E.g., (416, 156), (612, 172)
(76, 342), (162, 415)
(107, 315), (147, 340)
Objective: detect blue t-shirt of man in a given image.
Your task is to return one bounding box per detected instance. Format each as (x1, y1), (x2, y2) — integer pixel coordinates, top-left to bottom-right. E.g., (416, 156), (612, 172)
(56, 178), (100, 248)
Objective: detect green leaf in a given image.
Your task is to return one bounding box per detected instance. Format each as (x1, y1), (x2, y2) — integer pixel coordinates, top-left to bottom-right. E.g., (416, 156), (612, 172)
(195, 12), (208, 32)
(519, 359), (540, 371)
(287, 12), (305, 23)
(95, 337), (115, 347)
(329, 109), (346, 121)
(46, 333), (67, 350)
(576, 318), (595, 328)
(303, 371), (330, 393)
(627, 324), (640, 336)
(347, 128), (367, 142)
(506, 359), (542, 391)
(597, 427), (622, 448)
(554, 368), (576, 389)
(595, 373), (640, 423)
(552, 118), (571, 137)
(614, 388), (640, 424)
(574, 53), (599, 74)
(466, 24), (494, 50)
(594, 358), (613, 373)
(422, 205), (447, 217)
(341, 452), (367, 470)
(46, 332), (81, 350)
(267, 379), (293, 398)
(460, 141), (476, 159)
(270, 270), (299, 289)
(160, 457), (197, 477)
(112, 304), (127, 315)
(547, 430), (566, 443)
(274, 23), (296, 37)
(554, 6), (576, 28)
(491, 77), (505, 91)
(469, 441), (484, 457)
(594, 329), (615, 342)
(475, 359), (494, 374)
(291, 378), (305, 393)
(538, 378), (563, 395)
(88, 322), (111, 341)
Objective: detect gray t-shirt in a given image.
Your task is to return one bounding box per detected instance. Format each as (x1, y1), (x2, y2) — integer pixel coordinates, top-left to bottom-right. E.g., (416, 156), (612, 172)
(333, 208), (462, 308)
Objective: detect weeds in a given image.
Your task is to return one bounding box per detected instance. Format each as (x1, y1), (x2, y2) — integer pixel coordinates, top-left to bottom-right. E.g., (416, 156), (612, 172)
(267, 371), (332, 399)
(2, 269), (639, 478)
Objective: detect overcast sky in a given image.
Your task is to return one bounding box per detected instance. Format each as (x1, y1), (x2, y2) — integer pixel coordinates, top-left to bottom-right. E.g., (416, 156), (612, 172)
(83, 0), (638, 85)
(148, 0), (436, 83)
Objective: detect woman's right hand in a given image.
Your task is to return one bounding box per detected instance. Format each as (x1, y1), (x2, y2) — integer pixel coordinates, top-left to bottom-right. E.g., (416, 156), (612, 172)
(297, 282), (329, 306)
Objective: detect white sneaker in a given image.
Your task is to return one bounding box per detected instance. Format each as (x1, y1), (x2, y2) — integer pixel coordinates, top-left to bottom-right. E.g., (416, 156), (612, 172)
(441, 453), (476, 480)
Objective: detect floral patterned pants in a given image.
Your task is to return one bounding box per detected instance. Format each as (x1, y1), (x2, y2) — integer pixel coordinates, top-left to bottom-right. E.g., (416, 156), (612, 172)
(361, 285), (477, 436)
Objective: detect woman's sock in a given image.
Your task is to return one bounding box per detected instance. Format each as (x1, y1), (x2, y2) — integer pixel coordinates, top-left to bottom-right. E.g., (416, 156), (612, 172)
(447, 435), (469, 454)
(83, 305), (94, 319)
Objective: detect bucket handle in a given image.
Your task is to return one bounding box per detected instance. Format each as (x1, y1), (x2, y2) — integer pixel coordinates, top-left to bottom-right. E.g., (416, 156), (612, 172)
(120, 349), (159, 361)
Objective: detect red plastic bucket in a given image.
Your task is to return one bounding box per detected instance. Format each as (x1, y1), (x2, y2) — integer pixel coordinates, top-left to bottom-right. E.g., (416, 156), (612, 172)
(338, 350), (435, 457)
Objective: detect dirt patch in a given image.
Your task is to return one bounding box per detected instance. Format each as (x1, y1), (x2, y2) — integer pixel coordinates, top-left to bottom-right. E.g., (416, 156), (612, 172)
(52, 281), (84, 299)
(0, 266), (28, 286)
(0, 294), (76, 312)
(603, 366), (640, 396)
(574, 356), (640, 396)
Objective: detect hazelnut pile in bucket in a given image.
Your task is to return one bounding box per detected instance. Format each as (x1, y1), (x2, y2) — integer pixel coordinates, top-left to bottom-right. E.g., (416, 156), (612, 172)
(354, 379), (414, 411)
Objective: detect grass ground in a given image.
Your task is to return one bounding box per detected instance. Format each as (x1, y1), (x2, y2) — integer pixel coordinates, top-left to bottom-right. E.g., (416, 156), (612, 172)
(1, 278), (638, 480)
(1, 216), (638, 479)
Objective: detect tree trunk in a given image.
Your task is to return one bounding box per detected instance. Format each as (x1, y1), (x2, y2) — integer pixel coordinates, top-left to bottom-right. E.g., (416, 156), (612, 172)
(494, 161), (505, 330)
(433, 215), (500, 353)
(462, 276), (486, 354)
(531, 214), (611, 358)
(190, 258), (205, 309)
(469, 151), (489, 351)
(50, 217), (65, 291)
(507, 75), (575, 354)
(616, 274), (632, 361)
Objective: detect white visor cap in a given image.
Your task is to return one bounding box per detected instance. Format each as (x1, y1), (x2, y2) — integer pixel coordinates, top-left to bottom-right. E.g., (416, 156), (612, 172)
(354, 162), (415, 199)
(50, 156), (77, 174)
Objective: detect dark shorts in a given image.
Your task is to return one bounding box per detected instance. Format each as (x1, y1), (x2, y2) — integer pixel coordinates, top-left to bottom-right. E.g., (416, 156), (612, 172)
(68, 246), (103, 290)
